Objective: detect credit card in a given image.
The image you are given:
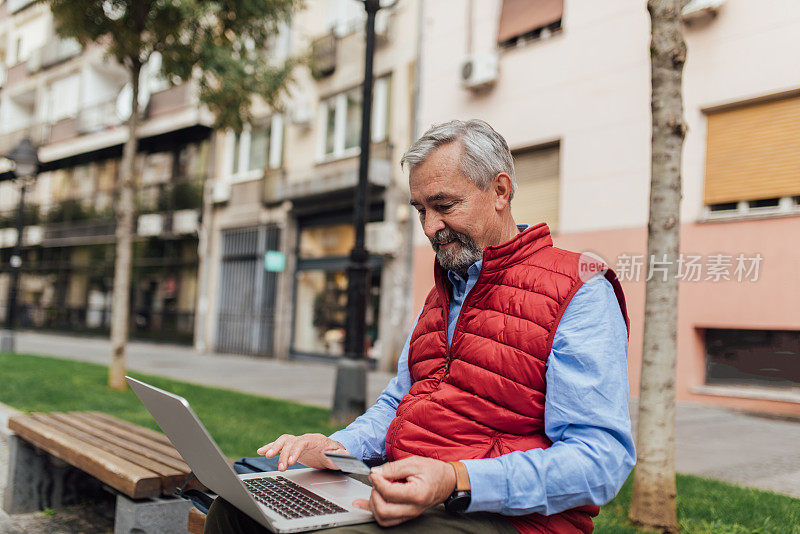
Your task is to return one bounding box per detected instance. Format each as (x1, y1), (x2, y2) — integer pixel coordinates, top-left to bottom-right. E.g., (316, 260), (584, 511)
(323, 451), (372, 475)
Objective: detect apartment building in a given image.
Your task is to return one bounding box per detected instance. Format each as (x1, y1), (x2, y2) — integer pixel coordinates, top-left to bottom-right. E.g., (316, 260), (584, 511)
(0, 0), (212, 343)
(195, 0), (420, 370)
(411, 0), (800, 417)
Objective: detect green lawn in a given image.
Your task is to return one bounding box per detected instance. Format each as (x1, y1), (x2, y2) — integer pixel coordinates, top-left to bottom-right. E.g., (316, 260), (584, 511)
(595, 472), (800, 533)
(0, 352), (339, 459)
(1, 351), (799, 533)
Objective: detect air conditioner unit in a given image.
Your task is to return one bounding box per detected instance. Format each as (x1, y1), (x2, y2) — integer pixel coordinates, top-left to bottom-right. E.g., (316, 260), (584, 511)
(137, 214), (163, 236)
(375, 10), (392, 45)
(172, 209), (199, 234)
(460, 52), (498, 91)
(211, 181), (231, 204)
(290, 100), (313, 128)
(682, 0), (725, 23)
(366, 221), (400, 256)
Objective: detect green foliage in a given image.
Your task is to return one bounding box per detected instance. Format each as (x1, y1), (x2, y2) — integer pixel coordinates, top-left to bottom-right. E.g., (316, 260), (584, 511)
(49, 0), (301, 132)
(0, 352), (339, 458)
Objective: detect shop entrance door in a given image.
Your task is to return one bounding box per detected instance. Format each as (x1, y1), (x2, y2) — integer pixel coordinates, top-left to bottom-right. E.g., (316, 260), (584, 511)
(216, 225), (280, 356)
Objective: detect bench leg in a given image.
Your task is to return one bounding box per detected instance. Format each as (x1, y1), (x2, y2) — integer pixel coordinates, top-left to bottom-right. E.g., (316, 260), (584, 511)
(2, 435), (44, 514)
(2, 435), (106, 514)
(114, 494), (193, 534)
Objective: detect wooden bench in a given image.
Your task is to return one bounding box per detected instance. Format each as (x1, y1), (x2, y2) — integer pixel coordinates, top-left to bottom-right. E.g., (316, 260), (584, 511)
(188, 506), (207, 534)
(3, 411), (207, 533)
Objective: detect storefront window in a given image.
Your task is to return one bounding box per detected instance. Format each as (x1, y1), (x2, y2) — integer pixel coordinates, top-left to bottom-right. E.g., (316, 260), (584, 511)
(292, 222), (381, 359)
(292, 269), (381, 358)
(299, 223), (354, 258)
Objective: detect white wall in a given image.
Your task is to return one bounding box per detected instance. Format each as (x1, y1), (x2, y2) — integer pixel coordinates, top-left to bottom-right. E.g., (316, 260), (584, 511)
(417, 0), (800, 233)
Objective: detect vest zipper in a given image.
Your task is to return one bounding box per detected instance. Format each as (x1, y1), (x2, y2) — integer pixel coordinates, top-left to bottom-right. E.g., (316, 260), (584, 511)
(440, 270), (483, 383)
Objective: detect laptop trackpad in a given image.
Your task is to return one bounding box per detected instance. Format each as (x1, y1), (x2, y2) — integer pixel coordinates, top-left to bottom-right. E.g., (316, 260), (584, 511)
(310, 479), (369, 501)
(289, 471), (372, 502)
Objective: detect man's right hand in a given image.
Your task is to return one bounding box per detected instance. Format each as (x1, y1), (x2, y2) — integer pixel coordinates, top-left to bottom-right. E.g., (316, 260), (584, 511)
(257, 434), (349, 471)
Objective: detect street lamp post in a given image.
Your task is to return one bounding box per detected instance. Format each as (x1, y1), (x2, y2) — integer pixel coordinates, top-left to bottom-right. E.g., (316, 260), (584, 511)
(332, 0), (386, 422)
(1, 138), (39, 353)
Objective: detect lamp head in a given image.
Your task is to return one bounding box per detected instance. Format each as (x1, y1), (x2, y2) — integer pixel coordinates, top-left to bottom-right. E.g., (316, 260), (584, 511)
(7, 137), (40, 177)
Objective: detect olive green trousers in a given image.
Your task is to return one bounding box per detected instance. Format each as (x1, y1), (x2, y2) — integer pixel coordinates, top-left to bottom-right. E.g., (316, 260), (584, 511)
(203, 497), (517, 534)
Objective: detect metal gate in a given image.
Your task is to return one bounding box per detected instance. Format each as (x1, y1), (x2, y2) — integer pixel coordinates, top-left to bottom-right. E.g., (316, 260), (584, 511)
(215, 225), (280, 356)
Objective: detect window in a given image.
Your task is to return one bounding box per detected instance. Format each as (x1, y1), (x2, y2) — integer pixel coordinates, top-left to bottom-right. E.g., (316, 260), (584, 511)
(317, 76), (390, 160)
(226, 115), (284, 182)
(9, 15), (48, 64)
(510, 143), (560, 232)
(498, 0), (563, 48)
(704, 95), (800, 210)
(705, 329), (800, 388)
(292, 222), (382, 359)
(40, 73), (80, 123)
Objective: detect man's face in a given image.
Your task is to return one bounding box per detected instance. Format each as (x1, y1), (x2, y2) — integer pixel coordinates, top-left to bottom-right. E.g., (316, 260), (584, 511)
(409, 142), (503, 274)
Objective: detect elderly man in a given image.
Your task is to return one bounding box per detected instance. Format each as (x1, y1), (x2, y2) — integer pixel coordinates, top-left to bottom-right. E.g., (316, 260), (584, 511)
(205, 120), (634, 534)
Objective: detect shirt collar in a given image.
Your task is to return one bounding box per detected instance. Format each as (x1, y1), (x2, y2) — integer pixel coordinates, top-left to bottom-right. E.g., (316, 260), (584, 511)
(445, 224), (531, 286)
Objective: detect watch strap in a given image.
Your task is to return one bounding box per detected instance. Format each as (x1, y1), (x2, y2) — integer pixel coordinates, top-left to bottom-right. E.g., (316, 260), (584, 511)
(448, 461), (471, 491)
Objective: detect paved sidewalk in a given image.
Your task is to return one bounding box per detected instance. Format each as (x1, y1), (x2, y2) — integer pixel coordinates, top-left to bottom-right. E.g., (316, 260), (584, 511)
(13, 331), (396, 408)
(0, 331), (799, 532)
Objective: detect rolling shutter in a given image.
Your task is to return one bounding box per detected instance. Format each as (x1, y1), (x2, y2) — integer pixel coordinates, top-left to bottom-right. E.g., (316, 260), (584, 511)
(498, 0), (563, 44)
(704, 95), (800, 205)
(511, 144), (560, 232)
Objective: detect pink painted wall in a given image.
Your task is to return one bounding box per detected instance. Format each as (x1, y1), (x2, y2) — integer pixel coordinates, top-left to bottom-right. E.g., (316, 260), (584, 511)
(555, 216), (800, 418)
(410, 216), (800, 417)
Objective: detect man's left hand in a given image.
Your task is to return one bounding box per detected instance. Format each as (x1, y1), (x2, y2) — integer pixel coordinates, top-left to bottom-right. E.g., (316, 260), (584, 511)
(353, 456), (457, 527)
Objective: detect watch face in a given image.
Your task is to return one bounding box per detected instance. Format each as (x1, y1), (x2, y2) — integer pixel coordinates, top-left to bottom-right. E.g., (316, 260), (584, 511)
(445, 490), (471, 514)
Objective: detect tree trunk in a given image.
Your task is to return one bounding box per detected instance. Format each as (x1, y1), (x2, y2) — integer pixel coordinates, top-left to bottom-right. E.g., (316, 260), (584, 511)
(629, 1), (686, 532)
(108, 63), (142, 390)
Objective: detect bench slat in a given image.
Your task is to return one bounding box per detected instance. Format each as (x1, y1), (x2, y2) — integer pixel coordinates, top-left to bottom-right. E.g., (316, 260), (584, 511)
(42, 413), (190, 494)
(68, 412), (185, 462)
(8, 415), (162, 499)
(87, 411), (174, 447)
(52, 413), (191, 474)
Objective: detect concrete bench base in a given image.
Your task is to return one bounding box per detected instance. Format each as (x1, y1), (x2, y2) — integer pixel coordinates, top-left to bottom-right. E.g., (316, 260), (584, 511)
(3, 433), (191, 534)
(115, 494), (192, 534)
(2, 434), (106, 514)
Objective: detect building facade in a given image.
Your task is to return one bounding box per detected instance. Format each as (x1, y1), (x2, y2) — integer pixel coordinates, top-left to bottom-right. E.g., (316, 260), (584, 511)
(194, 0), (420, 370)
(0, 0), (212, 344)
(412, 0), (800, 417)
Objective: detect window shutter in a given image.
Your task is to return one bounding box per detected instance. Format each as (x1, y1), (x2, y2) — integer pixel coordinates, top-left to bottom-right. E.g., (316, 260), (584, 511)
(704, 95), (800, 205)
(498, 0), (563, 44)
(511, 144), (560, 232)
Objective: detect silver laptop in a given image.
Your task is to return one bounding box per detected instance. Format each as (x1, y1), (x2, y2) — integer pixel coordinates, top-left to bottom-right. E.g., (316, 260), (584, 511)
(126, 376), (374, 533)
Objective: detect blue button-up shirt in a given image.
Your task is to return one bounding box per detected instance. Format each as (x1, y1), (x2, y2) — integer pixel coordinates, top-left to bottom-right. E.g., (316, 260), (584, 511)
(330, 251), (635, 516)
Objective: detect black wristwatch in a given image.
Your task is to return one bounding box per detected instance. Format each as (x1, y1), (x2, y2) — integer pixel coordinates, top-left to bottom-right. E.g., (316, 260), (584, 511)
(444, 461), (471, 514)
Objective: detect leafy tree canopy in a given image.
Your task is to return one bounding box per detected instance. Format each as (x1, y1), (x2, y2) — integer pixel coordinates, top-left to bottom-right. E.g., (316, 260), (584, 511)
(50, 0), (300, 132)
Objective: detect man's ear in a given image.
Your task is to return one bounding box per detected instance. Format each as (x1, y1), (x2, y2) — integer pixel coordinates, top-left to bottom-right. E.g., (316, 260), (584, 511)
(492, 173), (513, 211)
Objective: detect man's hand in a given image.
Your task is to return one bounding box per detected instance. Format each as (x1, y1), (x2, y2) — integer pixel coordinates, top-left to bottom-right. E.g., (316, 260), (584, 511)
(257, 434), (348, 471)
(353, 456), (457, 527)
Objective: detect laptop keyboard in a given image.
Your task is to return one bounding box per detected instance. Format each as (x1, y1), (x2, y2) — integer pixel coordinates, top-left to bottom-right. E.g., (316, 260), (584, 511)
(244, 476), (348, 519)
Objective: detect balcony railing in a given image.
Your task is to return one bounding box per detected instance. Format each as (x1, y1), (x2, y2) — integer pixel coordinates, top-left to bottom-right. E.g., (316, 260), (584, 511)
(37, 38), (82, 71)
(0, 174), (207, 247)
(77, 99), (125, 135)
(0, 82), (197, 155)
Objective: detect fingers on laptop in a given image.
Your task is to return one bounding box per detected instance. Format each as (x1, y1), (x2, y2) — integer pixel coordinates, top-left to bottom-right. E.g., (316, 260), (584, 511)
(257, 433), (343, 471)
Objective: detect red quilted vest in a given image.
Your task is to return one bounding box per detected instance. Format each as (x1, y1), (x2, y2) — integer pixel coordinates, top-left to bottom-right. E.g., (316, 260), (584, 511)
(385, 223), (630, 534)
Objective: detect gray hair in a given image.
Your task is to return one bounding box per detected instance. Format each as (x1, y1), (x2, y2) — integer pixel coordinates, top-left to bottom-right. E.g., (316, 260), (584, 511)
(400, 119), (517, 199)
